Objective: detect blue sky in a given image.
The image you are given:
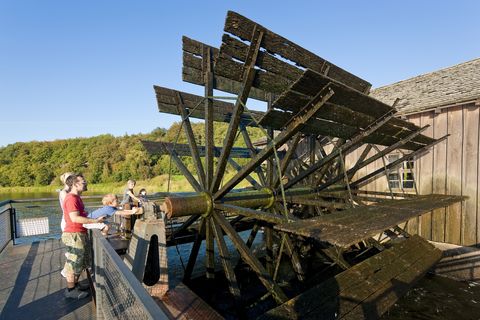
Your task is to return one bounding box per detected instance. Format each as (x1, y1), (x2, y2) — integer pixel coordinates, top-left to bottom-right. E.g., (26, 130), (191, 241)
(1, 1), (479, 147)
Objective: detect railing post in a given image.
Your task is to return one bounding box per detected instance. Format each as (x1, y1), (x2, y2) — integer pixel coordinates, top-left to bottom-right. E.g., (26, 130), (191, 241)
(93, 232), (105, 320)
(10, 206), (16, 245)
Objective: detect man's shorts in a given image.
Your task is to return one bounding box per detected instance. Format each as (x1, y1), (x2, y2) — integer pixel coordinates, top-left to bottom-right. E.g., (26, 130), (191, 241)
(61, 232), (91, 275)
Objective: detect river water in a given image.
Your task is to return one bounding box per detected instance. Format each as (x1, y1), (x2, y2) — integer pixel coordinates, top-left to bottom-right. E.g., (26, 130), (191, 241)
(3, 192), (480, 319)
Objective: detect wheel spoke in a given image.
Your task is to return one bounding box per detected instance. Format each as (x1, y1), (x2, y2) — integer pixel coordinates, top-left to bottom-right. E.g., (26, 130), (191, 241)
(183, 217), (206, 282)
(205, 217), (215, 279)
(213, 211), (288, 304)
(211, 218), (242, 302)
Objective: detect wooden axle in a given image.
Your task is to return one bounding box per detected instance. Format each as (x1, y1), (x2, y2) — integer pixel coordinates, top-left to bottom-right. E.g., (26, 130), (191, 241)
(160, 187), (305, 219)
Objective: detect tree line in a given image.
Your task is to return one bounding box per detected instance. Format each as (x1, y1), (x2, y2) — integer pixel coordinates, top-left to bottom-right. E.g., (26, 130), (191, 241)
(0, 122), (264, 187)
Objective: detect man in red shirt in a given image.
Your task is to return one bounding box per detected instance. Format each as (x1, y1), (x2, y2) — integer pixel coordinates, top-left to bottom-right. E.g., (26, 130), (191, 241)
(62, 174), (105, 299)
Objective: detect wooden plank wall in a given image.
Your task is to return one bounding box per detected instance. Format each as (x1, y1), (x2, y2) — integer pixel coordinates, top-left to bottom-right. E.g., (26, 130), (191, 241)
(352, 103), (479, 246)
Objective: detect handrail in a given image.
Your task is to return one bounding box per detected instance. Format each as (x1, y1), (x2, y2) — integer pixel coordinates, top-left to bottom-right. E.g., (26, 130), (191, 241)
(92, 229), (169, 319)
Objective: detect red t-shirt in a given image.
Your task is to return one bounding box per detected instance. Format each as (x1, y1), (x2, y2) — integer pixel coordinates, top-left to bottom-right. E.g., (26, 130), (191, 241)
(63, 193), (88, 233)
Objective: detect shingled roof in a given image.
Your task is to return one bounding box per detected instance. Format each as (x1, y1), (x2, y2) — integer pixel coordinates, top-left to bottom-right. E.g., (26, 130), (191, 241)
(370, 58), (480, 115)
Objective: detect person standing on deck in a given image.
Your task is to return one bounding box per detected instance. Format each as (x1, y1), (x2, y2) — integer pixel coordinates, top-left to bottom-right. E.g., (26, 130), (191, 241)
(119, 179), (142, 238)
(59, 172), (74, 232)
(62, 174), (105, 299)
(120, 179), (141, 209)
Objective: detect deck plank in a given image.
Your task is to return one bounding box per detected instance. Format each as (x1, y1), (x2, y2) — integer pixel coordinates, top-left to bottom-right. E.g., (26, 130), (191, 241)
(0, 240), (94, 319)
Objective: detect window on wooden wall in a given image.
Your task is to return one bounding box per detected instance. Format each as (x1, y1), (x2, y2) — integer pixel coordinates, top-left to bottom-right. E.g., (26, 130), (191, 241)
(386, 154), (415, 190)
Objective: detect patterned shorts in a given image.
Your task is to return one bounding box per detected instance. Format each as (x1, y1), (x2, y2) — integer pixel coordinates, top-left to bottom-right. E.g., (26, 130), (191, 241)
(61, 232), (91, 275)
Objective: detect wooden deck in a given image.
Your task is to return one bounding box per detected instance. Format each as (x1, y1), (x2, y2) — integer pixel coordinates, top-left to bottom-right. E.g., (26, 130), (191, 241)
(275, 194), (465, 247)
(0, 239), (94, 319)
(260, 235), (442, 319)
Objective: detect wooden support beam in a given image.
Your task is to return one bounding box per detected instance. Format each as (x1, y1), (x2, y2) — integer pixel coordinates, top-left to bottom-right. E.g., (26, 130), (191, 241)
(214, 83), (334, 200)
(211, 27), (264, 193)
(175, 92), (206, 187)
(246, 223), (260, 249)
(213, 211), (288, 304)
(211, 218), (242, 303)
(215, 203), (288, 225)
(164, 144), (203, 192)
(204, 46), (215, 190)
(240, 124), (267, 186)
(274, 133), (301, 188)
(183, 217), (205, 282)
(227, 158), (262, 190)
(284, 235), (305, 281)
(284, 110), (396, 190)
(351, 135), (448, 188)
(205, 217), (215, 279)
(320, 246), (351, 270)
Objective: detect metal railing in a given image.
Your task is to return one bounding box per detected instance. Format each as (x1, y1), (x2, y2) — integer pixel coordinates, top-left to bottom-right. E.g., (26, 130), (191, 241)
(91, 229), (169, 319)
(0, 194), (172, 319)
(0, 200), (14, 254)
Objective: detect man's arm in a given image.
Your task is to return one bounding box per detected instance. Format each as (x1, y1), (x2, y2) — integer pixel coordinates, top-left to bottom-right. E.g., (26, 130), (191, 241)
(69, 211), (105, 224)
(115, 207), (143, 216)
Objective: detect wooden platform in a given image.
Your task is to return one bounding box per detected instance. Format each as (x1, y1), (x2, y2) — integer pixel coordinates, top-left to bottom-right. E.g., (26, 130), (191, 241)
(275, 194), (465, 247)
(259, 235), (442, 319)
(154, 283), (223, 320)
(0, 239), (94, 319)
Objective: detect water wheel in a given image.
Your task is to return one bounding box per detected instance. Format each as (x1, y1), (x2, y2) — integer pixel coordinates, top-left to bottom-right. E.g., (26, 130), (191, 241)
(141, 11), (460, 316)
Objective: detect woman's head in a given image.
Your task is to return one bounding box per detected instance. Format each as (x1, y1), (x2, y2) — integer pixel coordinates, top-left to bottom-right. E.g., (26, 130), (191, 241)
(127, 179), (136, 189)
(60, 172), (74, 187)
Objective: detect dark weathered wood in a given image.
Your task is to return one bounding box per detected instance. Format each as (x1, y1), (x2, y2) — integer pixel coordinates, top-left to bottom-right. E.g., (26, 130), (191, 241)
(221, 34), (303, 81)
(175, 92), (206, 187)
(147, 142), (202, 192)
(287, 197), (349, 210)
(211, 27), (264, 194)
(266, 226), (274, 276)
(205, 217), (215, 279)
(317, 126), (430, 191)
(215, 204), (288, 225)
(259, 235), (441, 320)
(273, 89), (433, 146)
(240, 124), (267, 186)
(182, 36), (270, 101)
(215, 54), (292, 95)
(320, 246), (351, 270)
(183, 65), (271, 102)
(142, 141), (259, 159)
(227, 158), (262, 189)
(155, 85), (262, 127)
(211, 219), (242, 302)
(275, 195), (466, 248)
(245, 223), (260, 249)
(274, 133), (301, 188)
(183, 36), (220, 60)
(284, 236), (305, 281)
(213, 211), (288, 304)
(259, 109), (425, 150)
(224, 11), (371, 93)
(285, 111), (397, 190)
(204, 46), (215, 190)
(215, 84), (334, 200)
(183, 217), (205, 282)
